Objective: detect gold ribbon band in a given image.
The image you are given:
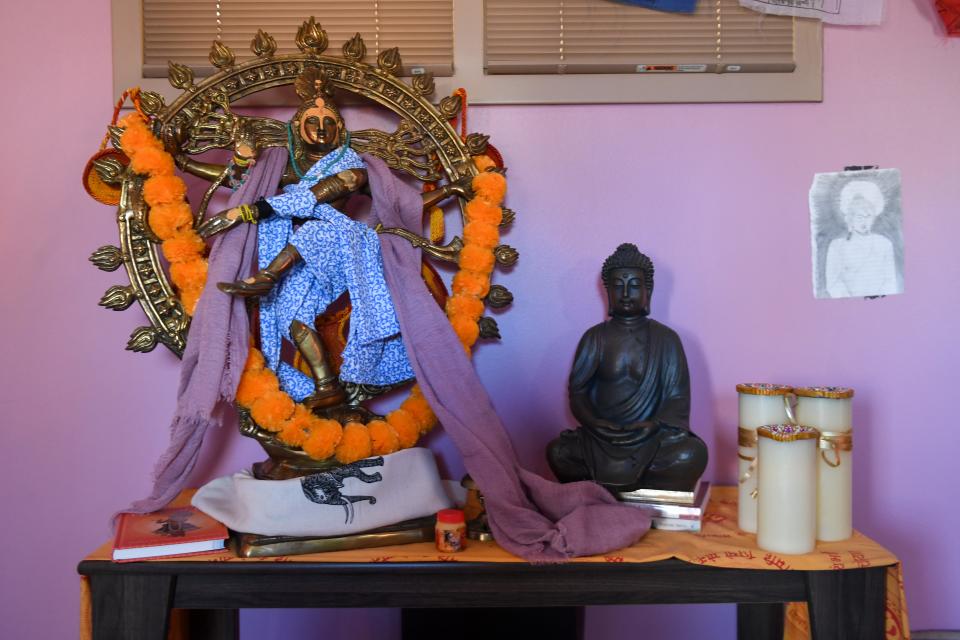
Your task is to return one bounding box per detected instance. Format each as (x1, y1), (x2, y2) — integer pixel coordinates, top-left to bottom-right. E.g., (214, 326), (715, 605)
(738, 427), (758, 448)
(818, 430), (853, 468)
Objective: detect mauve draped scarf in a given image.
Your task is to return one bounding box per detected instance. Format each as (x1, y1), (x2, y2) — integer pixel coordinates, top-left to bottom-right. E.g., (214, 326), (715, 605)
(120, 147), (289, 518)
(365, 156), (651, 562)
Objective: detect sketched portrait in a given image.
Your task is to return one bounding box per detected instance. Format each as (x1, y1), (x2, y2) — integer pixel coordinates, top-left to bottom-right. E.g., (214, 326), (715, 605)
(809, 169), (904, 299)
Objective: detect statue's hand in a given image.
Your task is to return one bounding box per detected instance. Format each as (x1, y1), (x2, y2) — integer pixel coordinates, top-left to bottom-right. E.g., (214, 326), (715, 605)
(584, 419), (656, 445)
(197, 206), (245, 240)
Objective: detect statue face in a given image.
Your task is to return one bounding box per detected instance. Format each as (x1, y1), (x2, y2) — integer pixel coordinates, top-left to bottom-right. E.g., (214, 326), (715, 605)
(298, 107), (341, 153)
(607, 267), (649, 318)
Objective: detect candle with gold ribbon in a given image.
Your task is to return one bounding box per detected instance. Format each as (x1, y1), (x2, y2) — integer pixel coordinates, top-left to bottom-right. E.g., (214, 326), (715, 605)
(737, 383), (794, 533)
(756, 424), (820, 554)
(795, 386), (854, 542)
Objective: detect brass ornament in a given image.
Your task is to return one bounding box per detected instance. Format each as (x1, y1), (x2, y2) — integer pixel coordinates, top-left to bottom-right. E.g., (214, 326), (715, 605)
(351, 120), (442, 182)
(139, 91), (166, 117)
(465, 133), (490, 157)
(92, 156), (125, 186)
(478, 317), (501, 340)
(296, 17), (328, 55)
(127, 326), (160, 353)
(439, 94), (463, 120)
(494, 244), (519, 267)
(99, 285), (136, 311)
(89, 246), (123, 272)
(377, 47), (402, 75)
(342, 33), (367, 62)
(501, 207), (516, 226)
(108, 126), (124, 150)
(167, 61), (195, 91)
(736, 383), (794, 396)
(485, 284), (513, 309)
(251, 29), (277, 58)
(411, 72), (435, 97)
(209, 40), (236, 70)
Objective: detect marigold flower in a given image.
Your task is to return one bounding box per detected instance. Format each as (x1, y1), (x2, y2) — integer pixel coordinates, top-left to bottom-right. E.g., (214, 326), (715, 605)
(235, 368), (280, 406)
(452, 271), (490, 298)
(162, 230), (205, 264)
(463, 220), (500, 250)
(459, 244), (495, 275)
(451, 316), (480, 348)
(446, 293), (485, 323)
(143, 175), (188, 206)
(465, 199), (503, 227)
(401, 393), (437, 433)
(387, 409), (421, 448)
(278, 405), (316, 447)
(130, 145), (175, 176)
(472, 172), (507, 202)
(473, 155), (497, 172)
(335, 422), (373, 464)
(244, 348), (266, 373)
(367, 420), (401, 455)
(250, 390), (296, 432)
(149, 203), (194, 241)
(302, 419), (343, 460)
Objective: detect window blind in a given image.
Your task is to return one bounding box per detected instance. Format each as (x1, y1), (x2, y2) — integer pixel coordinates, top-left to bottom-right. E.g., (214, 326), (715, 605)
(142, 0), (454, 78)
(484, 0), (795, 74)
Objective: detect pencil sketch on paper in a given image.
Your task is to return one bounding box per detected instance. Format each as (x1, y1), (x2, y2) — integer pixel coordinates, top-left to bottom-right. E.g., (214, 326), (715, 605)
(809, 169), (904, 300)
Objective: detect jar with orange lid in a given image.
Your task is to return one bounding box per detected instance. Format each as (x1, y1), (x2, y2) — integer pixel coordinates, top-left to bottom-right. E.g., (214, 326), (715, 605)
(435, 509), (466, 553)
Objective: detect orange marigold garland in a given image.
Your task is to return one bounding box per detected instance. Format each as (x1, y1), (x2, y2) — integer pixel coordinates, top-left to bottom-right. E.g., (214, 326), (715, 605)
(119, 113), (206, 315)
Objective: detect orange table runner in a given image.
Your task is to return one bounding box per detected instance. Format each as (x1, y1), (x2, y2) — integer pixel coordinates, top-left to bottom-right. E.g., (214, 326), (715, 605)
(80, 487), (909, 639)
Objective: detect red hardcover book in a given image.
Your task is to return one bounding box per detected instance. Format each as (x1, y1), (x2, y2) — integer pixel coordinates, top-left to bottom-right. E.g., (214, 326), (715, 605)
(113, 506), (229, 562)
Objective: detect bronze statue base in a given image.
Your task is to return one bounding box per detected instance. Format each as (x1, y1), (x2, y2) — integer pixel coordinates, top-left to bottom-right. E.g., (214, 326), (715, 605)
(235, 516), (435, 557)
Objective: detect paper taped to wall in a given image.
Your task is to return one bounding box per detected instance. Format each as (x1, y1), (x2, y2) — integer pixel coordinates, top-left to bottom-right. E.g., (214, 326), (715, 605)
(739, 0), (885, 25)
(809, 168), (904, 299)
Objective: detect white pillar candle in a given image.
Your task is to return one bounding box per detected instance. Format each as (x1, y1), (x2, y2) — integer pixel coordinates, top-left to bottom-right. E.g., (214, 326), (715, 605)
(737, 383), (794, 533)
(795, 386), (855, 542)
(756, 424), (819, 555)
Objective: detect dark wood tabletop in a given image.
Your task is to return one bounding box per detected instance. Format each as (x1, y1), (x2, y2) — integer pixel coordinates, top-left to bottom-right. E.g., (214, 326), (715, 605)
(78, 554), (887, 640)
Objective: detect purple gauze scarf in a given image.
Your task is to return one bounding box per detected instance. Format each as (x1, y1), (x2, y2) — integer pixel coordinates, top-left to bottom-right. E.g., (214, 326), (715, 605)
(119, 147), (289, 518)
(365, 156), (651, 562)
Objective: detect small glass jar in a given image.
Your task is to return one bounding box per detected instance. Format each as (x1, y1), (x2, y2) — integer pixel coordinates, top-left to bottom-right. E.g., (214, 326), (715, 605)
(435, 509), (467, 552)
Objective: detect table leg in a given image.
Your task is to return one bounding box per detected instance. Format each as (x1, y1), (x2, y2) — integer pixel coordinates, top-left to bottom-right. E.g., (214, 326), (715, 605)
(807, 568), (886, 640)
(737, 602), (785, 640)
(90, 573), (174, 640)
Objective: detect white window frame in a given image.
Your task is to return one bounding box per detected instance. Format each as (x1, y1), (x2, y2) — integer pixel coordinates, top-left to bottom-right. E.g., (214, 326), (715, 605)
(112, 0), (822, 105)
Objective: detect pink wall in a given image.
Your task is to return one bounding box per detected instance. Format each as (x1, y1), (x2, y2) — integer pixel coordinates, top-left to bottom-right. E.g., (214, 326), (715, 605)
(2, 0), (958, 637)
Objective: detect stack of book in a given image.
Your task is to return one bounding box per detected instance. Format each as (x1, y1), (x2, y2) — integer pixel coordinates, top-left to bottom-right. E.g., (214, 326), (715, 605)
(618, 481), (711, 532)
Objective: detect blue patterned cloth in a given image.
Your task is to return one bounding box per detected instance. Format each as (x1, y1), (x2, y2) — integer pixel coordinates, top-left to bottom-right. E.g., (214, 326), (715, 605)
(257, 147), (414, 400)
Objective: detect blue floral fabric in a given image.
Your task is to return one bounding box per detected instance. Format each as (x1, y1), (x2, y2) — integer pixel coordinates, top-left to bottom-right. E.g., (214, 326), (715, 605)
(257, 147), (414, 400)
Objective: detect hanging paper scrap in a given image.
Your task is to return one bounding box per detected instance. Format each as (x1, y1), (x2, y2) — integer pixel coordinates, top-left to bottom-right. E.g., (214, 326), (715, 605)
(608, 0), (698, 14)
(738, 0), (885, 25)
(809, 169), (904, 300)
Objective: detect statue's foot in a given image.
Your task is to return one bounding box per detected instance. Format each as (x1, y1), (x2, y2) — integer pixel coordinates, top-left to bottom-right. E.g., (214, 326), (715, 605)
(217, 272), (277, 297)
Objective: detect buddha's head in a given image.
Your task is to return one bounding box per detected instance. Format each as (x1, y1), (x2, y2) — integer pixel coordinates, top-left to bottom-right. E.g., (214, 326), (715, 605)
(601, 243), (654, 318)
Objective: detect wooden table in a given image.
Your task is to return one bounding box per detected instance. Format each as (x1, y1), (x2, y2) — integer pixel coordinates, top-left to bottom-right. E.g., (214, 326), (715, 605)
(77, 553), (887, 639)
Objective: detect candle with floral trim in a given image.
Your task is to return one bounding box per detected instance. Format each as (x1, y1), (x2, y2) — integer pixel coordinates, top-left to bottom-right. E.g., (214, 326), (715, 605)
(756, 424), (819, 554)
(736, 383), (794, 533)
(795, 386), (855, 542)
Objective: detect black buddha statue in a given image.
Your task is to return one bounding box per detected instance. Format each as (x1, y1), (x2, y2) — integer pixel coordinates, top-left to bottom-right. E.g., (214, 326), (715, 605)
(546, 244), (707, 493)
